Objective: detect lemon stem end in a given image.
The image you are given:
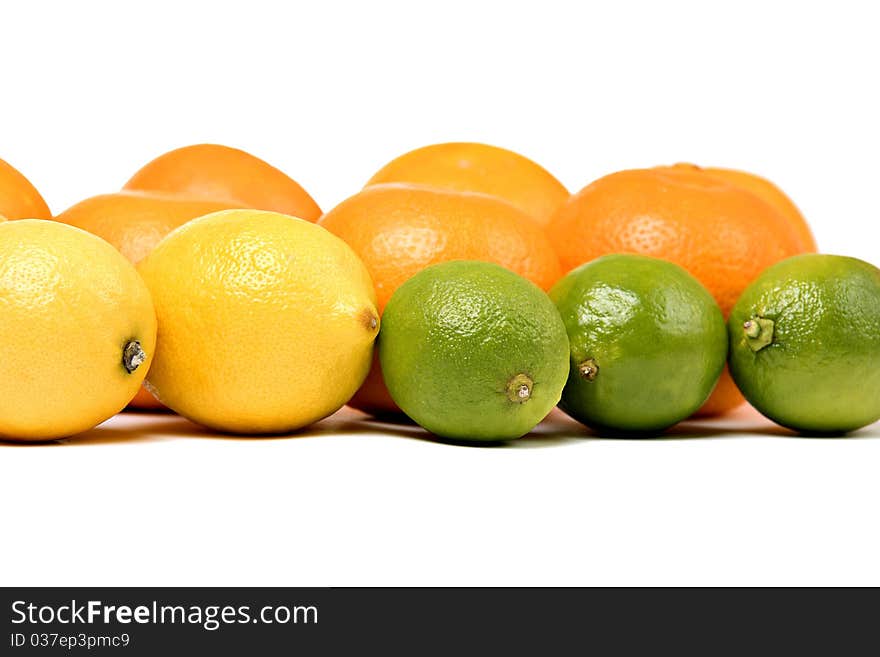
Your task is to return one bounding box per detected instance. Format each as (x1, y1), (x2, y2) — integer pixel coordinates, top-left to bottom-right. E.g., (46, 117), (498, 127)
(123, 340), (146, 374)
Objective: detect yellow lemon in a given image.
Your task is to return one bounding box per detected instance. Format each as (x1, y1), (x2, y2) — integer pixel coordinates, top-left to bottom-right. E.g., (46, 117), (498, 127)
(137, 209), (379, 434)
(0, 220), (157, 441)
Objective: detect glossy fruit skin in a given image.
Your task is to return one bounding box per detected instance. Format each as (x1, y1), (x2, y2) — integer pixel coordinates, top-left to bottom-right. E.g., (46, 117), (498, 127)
(320, 183), (563, 416)
(366, 142), (569, 227)
(0, 159), (51, 220)
(379, 261), (570, 441)
(0, 220), (156, 440)
(728, 254), (880, 434)
(550, 254), (727, 433)
(124, 144), (322, 221)
(137, 210), (379, 434)
(547, 166), (811, 417)
(55, 191), (244, 409)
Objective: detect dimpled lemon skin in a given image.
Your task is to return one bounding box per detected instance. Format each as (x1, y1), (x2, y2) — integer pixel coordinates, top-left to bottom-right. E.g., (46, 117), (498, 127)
(379, 261), (570, 442)
(0, 220), (157, 441)
(729, 254), (880, 434)
(550, 254), (728, 434)
(137, 210), (379, 434)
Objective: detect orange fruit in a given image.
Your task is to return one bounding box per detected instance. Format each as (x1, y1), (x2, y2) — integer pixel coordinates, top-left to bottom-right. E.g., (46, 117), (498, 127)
(366, 142), (569, 227)
(676, 164), (818, 417)
(674, 163), (817, 251)
(56, 192), (242, 264)
(127, 383), (170, 410)
(123, 144), (321, 221)
(689, 368), (742, 418)
(546, 166), (813, 417)
(319, 183), (562, 415)
(0, 158), (51, 220)
(55, 191), (243, 409)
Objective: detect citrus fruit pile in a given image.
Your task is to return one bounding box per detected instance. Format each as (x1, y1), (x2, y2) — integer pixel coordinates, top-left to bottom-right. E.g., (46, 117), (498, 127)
(1, 143), (877, 444)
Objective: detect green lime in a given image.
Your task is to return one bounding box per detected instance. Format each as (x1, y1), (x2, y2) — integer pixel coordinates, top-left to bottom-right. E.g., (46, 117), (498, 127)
(549, 254), (727, 433)
(378, 260), (570, 442)
(729, 254), (880, 434)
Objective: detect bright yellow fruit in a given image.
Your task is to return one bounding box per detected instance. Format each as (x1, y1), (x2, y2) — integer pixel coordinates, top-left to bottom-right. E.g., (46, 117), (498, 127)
(0, 220), (157, 440)
(137, 209), (379, 434)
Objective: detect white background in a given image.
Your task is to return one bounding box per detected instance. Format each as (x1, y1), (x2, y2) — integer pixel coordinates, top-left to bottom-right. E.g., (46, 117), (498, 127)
(1, 0), (878, 586)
